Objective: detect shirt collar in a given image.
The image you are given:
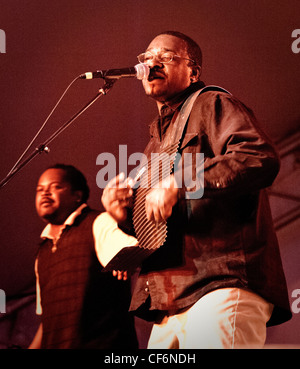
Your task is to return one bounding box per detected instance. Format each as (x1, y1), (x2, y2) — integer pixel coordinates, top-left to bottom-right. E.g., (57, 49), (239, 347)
(40, 203), (88, 240)
(149, 81), (205, 138)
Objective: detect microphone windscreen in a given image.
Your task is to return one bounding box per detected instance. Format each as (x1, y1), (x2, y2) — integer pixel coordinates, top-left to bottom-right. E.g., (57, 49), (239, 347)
(134, 63), (150, 80)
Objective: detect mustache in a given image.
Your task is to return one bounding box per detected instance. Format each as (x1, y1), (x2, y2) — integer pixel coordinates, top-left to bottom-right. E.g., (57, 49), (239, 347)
(40, 197), (54, 205)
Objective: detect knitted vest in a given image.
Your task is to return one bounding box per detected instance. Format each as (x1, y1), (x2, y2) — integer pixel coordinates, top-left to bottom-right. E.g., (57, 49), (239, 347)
(37, 207), (137, 349)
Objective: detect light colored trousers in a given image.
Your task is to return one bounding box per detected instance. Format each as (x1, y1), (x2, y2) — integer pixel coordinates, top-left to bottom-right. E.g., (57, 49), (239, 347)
(147, 288), (273, 349)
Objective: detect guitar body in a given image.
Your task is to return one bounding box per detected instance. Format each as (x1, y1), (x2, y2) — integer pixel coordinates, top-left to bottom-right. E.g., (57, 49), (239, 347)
(102, 143), (178, 272)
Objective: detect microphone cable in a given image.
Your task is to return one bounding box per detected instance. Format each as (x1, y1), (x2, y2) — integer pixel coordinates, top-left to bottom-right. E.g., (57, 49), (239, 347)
(5, 75), (81, 178)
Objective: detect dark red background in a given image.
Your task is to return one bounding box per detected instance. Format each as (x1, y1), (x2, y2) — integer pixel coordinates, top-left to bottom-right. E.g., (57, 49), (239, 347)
(0, 0), (299, 346)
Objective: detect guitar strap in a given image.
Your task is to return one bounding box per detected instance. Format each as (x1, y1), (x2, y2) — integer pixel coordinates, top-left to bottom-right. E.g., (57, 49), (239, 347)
(161, 85), (231, 151)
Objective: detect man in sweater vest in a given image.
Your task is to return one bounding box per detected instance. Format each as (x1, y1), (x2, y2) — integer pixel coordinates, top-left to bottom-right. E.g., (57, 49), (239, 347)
(29, 164), (139, 349)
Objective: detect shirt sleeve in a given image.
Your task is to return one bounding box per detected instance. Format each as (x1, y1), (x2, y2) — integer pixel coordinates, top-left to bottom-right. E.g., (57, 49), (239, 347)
(34, 258), (42, 315)
(93, 212), (138, 267)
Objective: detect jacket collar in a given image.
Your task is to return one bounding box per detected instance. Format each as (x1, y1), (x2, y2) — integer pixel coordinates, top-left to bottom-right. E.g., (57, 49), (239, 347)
(149, 81), (205, 139)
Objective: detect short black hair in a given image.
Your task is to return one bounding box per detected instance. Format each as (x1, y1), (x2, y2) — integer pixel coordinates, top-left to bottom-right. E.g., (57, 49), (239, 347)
(47, 163), (90, 203)
(157, 31), (202, 67)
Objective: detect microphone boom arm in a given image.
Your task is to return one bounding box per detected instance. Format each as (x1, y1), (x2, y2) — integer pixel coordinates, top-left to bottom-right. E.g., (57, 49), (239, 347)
(0, 78), (117, 189)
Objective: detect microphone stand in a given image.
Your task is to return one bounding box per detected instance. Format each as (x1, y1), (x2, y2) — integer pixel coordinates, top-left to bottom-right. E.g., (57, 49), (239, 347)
(0, 78), (117, 189)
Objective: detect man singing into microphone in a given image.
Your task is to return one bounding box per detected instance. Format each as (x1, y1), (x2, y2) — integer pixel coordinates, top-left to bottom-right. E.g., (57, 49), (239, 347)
(101, 31), (291, 349)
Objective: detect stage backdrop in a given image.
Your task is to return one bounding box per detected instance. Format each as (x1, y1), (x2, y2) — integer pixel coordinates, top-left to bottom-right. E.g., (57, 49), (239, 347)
(0, 0), (299, 348)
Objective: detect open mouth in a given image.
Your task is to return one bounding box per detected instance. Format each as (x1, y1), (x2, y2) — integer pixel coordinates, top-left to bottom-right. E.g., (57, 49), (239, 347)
(148, 72), (165, 82)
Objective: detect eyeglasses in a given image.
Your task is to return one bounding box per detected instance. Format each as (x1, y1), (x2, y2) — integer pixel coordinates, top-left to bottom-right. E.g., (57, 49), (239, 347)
(137, 51), (196, 65)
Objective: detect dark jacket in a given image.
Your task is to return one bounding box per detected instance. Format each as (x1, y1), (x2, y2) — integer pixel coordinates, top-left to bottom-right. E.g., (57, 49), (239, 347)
(129, 85), (292, 327)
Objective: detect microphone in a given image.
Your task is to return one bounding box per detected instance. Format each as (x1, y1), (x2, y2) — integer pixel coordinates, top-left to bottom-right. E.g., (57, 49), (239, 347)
(80, 63), (149, 80)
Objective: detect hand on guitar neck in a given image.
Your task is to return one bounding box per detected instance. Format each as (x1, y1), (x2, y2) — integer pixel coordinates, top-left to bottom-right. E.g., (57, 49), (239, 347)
(101, 172), (134, 223)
